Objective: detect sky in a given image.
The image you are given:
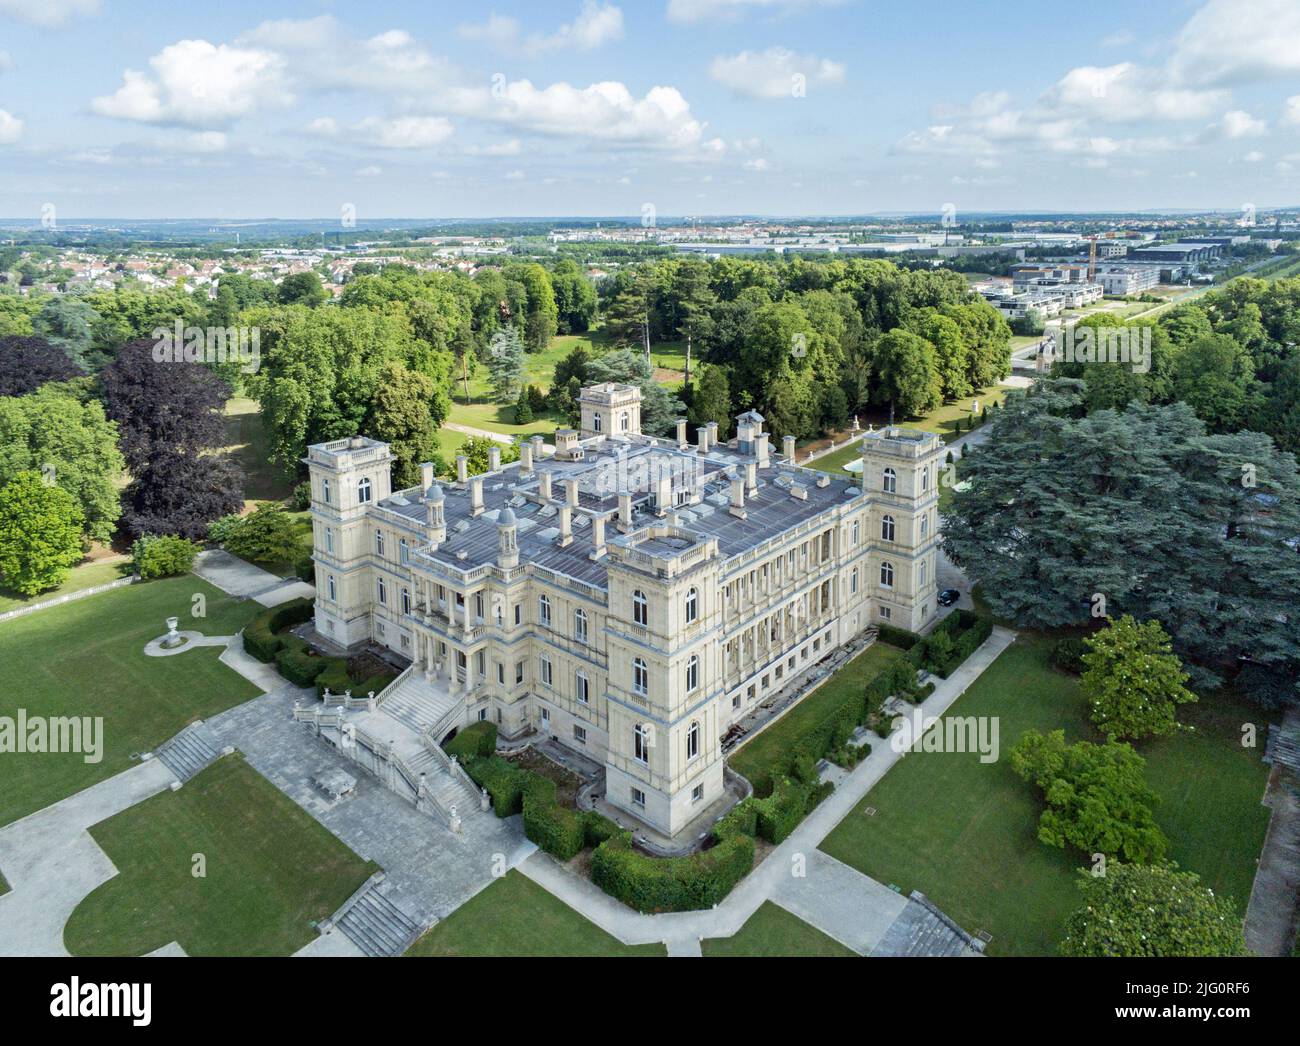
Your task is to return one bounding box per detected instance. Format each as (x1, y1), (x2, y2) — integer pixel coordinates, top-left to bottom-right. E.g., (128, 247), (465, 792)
(0, 0), (1298, 219)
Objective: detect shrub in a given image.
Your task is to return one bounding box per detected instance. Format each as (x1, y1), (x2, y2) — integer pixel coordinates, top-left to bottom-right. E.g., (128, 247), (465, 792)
(753, 778), (814, 844)
(131, 534), (198, 580)
(242, 596), (314, 663)
(276, 636), (329, 686)
(314, 659), (352, 699)
(877, 623), (920, 649)
(223, 504), (300, 566)
(522, 775), (585, 860)
(466, 756), (530, 817)
(206, 513), (243, 545)
(445, 721), (498, 761)
(582, 810), (621, 848)
(291, 480), (312, 511)
(590, 831), (755, 913)
(295, 553), (314, 582)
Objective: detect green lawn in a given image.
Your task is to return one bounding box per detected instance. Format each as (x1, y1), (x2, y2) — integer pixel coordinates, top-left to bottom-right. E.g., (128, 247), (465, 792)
(818, 635), (1272, 956)
(728, 641), (904, 795)
(222, 396), (295, 504)
(0, 869), (8, 896)
(0, 575), (263, 827)
(701, 901), (857, 957)
(405, 870), (665, 957)
(0, 555), (132, 614)
(64, 754), (378, 956)
(446, 399), (563, 438)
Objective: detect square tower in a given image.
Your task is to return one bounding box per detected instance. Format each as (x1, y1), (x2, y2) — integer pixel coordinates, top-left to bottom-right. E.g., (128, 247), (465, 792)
(304, 436), (394, 648)
(579, 382), (642, 439)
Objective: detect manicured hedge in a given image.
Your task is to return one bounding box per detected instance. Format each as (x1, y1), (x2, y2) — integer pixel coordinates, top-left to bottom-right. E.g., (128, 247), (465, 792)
(242, 597), (314, 663)
(751, 776), (834, 843)
(275, 636), (330, 687)
(522, 775), (586, 860)
(314, 659), (352, 699)
(590, 830), (756, 914)
(445, 722), (498, 761)
(465, 756), (530, 817)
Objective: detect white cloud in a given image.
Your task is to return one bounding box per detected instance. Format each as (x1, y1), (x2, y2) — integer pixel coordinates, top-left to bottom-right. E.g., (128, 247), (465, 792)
(1219, 109), (1267, 139)
(438, 79), (708, 149)
(460, 3), (624, 56)
(0, 107), (21, 143)
(0, 0), (98, 29)
(1284, 95), (1300, 125)
(0, 50), (11, 72)
(1242, 150), (1265, 163)
(667, 0), (840, 23)
(1170, 0), (1300, 86)
(356, 164), (382, 177)
(353, 115), (454, 149)
(743, 157), (769, 170)
(306, 116), (339, 136)
(92, 39), (288, 127)
(709, 47), (845, 99)
(463, 139), (523, 156)
(1042, 63), (1225, 122)
(188, 131), (228, 152)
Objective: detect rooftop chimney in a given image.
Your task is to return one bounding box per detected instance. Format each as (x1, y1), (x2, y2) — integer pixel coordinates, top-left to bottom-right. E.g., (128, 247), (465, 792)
(746, 461), (758, 495)
(783, 434), (797, 461)
(729, 473), (747, 519)
(455, 454), (469, 486)
(707, 421), (719, 448)
(520, 441), (534, 476)
(618, 491), (633, 533)
(676, 418), (688, 448)
(488, 446), (501, 472)
(420, 461), (434, 492)
(697, 425), (710, 455)
(558, 504), (573, 547)
(539, 471), (552, 501)
(756, 432), (770, 469)
(530, 435), (544, 462)
(655, 474), (672, 516)
(469, 475), (484, 517)
(565, 478), (580, 508)
(589, 515), (607, 560)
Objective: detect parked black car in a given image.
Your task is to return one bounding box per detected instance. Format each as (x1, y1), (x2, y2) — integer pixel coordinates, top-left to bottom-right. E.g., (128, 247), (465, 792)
(937, 588), (961, 607)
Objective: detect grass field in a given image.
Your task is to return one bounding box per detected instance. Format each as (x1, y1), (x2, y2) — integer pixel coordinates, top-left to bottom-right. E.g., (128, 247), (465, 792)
(701, 902), (857, 957)
(728, 641), (904, 795)
(0, 575), (263, 827)
(0, 554), (131, 615)
(222, 396), (295, 504)
(405, 870), (665, 957)
(0, 869), (8, 896)
(818, 635), (1271, 956)
(64, 754), (377, 956)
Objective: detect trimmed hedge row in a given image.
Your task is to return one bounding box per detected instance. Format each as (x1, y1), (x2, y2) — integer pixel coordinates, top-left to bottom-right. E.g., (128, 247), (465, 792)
(879, 610), (993, 680)
(242, 597), (315, 663)
(590, 831), (756, 914)
(276, 635), (329, 687)
(445, 722), (498, 761)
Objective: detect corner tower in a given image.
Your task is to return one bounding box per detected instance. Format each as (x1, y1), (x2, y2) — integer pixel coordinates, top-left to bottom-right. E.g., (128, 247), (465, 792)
(579, 382), (642, 439)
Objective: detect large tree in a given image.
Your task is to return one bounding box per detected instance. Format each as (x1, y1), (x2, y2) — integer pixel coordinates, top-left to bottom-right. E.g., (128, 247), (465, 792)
(1060, 863), (1247, 957)
(943, 380), (1300, 688)
(0, 385), (123, 543)
(367, 361), (439, 489)
(0, 470), (85, 595)
(486, 326), (526, 405)
(1081, 615), (1197, 741)
(0, 335), (85, 396)
(873, 328), (943, 418)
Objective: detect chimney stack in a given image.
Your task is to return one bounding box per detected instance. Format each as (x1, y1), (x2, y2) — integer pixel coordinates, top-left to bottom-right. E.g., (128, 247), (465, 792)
(756, 432), (770, 469)
(539, 471), (552, 501)
(488, 446), (501, 472)
(589, 515), (607, 560)
(558, 504), (573, 547)
(530, 435), (544, 462)
(420, 461), (434, 492)
(746, 461), (758, 495)
(565, 478), (580, 509)
(729, 472), (747, 519)
(783, 434), (797, 461)
(707, 421), (719, 448)
(676, 418), (688, 448)
(618, 491), (633, 532)
(655, 473), (672, 516)
(469, 475), (485, 516)
(455, 455), (468, 486)
(697, 425), (710, 455)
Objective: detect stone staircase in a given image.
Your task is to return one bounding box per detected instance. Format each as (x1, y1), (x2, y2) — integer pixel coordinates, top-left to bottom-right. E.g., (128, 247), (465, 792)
(378, 673), (461, 737)
(152, 721), (223, 782)
(330, 876), (424, 957)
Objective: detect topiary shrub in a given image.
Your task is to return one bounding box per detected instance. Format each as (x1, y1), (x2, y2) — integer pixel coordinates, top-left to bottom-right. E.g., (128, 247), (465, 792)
(466, 756), (530, 817)
(445, 721), (498, 761)
(131, 534), (199, 580)
(521, 774), (585, 860)
(590, 830), (755, 913)
(314, 659), (352, 699)
(276, 636), (329, 687)
(1051, 636), (1088, 675)
(242, 597), (315, 663)
(582, 810), (621, 848)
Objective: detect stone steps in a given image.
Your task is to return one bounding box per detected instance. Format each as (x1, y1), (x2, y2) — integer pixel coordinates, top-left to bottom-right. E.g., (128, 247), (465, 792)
(379, 677), (459, 735)
(336, 886), (423, 958)
(154, 722), (222, 782)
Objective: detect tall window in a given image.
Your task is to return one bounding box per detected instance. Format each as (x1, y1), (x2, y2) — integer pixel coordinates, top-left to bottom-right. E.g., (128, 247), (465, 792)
(921, 515), (929, 539)
(574, 607), (588, 644)
(538, 594), (551, 627)
(401, 588), (410, 615)
(321, 477), (331, 504)
(686, 654), (699, 692)
(375, 529), (385, 556)
(399, 538), (408, 564)
(880, 561), (894, 588)
(377, 578), (387, 605)
(685, 587), (698, 624)
(921, 467), (929, 492)
(634, 723), (650, 763)
(882, 468), (896, 494)
(327, 574), (336, 601)
(620, 412), (630, 432)
(632, 589), (648, 627)
(881, 515), (896, 542)
(851, 567), (859, 594)
(576, 670), (590, 704)
(540, 654), (553, 687)
(593, 412), (602, 432)
(324, 527), (333, 554)
(632, 657), (648, 697)
(852, 519), (860, 546)
(919, 560), (927, 587)
(358, 476), (372, 503)
(687, 720), (700, 761)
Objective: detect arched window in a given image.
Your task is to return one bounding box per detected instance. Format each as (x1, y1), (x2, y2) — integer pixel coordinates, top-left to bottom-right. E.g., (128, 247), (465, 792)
(685, 654), (699, 692)
(920, 515), (929, 539)
(851, 567), (859, 594)
(574, 607), (588, 644)
(632, 657), (648, 697)
(358, 476), (372, 503)
(880, 561), (894, 588)
(687, 720), (700, 760)
(634, 723), (650, 763)
(881, 515), (896, 542)
(538, 594), (551, 627)
(632, 589), (648, 627)
(852, 519), (860, 546)
(919, 560), (927, 587)
(882, 468), (896, 494)
(685, 587), (698, 624)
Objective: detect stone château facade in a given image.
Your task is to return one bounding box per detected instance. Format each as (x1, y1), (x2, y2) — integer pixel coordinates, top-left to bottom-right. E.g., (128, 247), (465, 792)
(305, 384), (944, 837)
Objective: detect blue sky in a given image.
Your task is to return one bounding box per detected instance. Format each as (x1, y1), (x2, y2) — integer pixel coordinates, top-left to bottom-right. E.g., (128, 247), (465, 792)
(0, 0), (1298, 218)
